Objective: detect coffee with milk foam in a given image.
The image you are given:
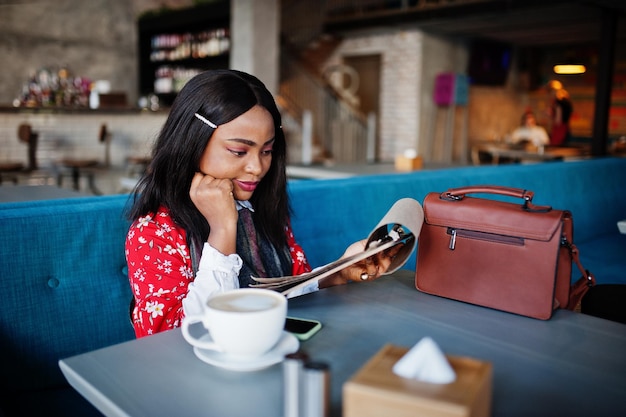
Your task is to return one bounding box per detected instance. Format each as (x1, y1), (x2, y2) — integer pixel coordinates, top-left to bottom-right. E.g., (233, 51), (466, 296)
(208, 292), (279, 312)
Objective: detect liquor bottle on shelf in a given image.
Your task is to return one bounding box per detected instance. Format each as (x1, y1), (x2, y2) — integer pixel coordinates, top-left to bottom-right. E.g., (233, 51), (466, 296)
(138, 1), (231, 106)
(149, 28), (230, 63)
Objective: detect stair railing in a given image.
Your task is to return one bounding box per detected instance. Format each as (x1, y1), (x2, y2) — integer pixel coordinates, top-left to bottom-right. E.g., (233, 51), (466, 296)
(279, 52), (375, 164)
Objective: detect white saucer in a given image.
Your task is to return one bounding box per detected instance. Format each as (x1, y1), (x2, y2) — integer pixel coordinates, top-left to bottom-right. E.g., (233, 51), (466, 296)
(192, 331), (299, 372)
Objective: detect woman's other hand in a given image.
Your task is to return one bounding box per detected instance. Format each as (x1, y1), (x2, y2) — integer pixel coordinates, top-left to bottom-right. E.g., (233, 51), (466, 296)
(319, 239), (404, 288)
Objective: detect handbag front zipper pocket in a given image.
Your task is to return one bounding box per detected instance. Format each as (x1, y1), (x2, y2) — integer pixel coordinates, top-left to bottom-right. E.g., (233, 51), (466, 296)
(447, 227), (524, 250)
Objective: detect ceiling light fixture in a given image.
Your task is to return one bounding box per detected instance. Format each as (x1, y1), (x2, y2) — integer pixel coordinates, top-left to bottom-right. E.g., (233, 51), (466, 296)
(553, 64), (586, 75)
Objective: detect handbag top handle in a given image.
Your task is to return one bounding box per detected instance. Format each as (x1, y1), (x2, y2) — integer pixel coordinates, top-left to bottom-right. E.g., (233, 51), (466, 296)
(441, 185), (551, 213)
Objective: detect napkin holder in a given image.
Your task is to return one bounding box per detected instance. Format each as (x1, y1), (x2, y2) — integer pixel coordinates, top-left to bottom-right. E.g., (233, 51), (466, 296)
(395, 155), (423, 171)
(343, 344), (492, 417)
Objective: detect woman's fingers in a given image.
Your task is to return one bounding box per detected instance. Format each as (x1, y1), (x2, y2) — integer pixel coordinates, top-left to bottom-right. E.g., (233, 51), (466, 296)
(341, 241), (406, 283)
(190, 173), (234, 201)
(189, 173), (237, 227)
(361, 242), (406, 280)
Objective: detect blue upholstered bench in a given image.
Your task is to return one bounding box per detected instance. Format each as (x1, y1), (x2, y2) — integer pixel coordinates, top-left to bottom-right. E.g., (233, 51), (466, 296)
(1, 157), (624, 416)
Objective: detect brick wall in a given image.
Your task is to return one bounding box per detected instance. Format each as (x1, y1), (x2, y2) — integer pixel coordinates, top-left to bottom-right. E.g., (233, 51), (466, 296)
(321, 27), (535, 163)
(324, 28), (480, 163)
(325, 30), (422, 162)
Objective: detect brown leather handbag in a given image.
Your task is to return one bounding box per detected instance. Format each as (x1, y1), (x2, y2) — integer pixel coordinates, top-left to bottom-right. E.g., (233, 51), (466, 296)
(415, 186), (595, 320)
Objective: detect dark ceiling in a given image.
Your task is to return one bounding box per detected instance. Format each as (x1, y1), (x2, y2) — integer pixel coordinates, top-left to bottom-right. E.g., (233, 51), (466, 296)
(324, 0), (626, 48)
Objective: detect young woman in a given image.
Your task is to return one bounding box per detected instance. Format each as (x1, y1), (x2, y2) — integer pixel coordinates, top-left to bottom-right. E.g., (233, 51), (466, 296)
(126, 69), (399, 338)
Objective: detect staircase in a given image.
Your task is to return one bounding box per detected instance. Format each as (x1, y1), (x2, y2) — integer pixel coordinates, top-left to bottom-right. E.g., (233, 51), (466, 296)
(278, 34), (374, 165)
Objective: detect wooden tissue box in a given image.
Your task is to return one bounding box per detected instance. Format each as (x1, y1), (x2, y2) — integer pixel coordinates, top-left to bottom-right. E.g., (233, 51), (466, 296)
(343, 344), (492, 417)
(395, 155), (423, 171)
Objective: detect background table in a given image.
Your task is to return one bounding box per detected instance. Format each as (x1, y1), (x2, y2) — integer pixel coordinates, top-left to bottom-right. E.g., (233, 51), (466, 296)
(471, 143), (565, 165)
(0, 185), (86, 202)
(60, 270), (626, 417)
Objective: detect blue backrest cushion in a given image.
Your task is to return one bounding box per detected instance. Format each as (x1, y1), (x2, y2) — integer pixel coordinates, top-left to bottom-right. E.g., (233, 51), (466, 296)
(0, 157), (623, 395)
(0, 195), (136, 392)
(288, 158), (626, 272)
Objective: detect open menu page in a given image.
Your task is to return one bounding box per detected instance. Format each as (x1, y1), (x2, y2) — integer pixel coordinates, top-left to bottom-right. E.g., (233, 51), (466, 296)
(251, 197), (425, 295)
(251, 224), (414, 295)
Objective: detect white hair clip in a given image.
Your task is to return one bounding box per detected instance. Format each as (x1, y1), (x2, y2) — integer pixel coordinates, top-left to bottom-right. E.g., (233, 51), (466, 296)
(194, 113), (217, 129)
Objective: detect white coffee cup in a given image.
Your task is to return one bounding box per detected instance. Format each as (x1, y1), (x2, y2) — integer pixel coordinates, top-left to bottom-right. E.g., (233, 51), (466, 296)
(181, 288), (287, 359)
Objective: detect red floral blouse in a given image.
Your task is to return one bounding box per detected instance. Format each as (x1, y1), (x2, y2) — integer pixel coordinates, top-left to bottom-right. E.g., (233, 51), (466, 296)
(125, 207), (311, 338)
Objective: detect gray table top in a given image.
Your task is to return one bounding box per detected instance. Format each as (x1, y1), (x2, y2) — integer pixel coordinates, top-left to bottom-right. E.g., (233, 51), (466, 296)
(59, 270), (626, 417)
(0, 185), (86, 202)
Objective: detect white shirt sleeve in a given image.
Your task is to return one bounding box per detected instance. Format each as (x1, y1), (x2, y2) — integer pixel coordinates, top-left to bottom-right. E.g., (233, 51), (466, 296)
(182, 242), (242, 317)
(285, 280), (320, 299)
(183, 240), (321, 317)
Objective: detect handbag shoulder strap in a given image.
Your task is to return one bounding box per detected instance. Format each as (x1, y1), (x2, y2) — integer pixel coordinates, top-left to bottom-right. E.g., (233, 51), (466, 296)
(565, 240), (596, 310)
(560, 210), (596, 311)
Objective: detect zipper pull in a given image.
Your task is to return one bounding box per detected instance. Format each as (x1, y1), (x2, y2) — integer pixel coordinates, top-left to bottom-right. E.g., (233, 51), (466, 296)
(448, 228), (457, 250)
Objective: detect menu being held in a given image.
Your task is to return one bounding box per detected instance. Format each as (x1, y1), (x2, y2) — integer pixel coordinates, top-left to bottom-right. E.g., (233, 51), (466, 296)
(251, 198), (424, 295)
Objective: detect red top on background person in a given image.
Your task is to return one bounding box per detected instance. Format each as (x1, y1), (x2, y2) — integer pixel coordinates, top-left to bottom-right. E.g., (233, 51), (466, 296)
(547, 81), (573, 146)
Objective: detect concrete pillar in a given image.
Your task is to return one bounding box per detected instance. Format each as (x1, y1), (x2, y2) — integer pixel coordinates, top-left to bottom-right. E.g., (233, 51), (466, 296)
(231, 0), (280, 95)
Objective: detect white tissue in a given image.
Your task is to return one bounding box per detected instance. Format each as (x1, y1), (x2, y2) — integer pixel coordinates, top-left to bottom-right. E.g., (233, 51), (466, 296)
(403, 148), (418, 159)
(392, 337), (456, 384)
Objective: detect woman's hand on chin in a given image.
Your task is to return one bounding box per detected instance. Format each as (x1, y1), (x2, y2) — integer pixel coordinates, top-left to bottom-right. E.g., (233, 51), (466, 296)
(189, 172), (238, 255)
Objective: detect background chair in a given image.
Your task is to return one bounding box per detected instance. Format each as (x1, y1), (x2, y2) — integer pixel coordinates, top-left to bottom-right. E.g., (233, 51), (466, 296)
(118, 141), (152, 193)
(0, 161), (24, 185)
(0, 123), (42, 185)
(18, 123), (39, 171)
(57, 123), (110, 194)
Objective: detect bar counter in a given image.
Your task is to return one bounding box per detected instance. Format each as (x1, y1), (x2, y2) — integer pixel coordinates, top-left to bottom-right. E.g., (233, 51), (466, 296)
(0, 105), (167, 171)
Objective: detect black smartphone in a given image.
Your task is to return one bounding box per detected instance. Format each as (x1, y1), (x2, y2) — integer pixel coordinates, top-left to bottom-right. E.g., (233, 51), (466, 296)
(284, 316), (322, 341)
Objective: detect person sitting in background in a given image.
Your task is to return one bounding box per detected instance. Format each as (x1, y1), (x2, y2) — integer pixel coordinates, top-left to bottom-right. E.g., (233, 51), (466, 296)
(510, 110), (550, 150)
